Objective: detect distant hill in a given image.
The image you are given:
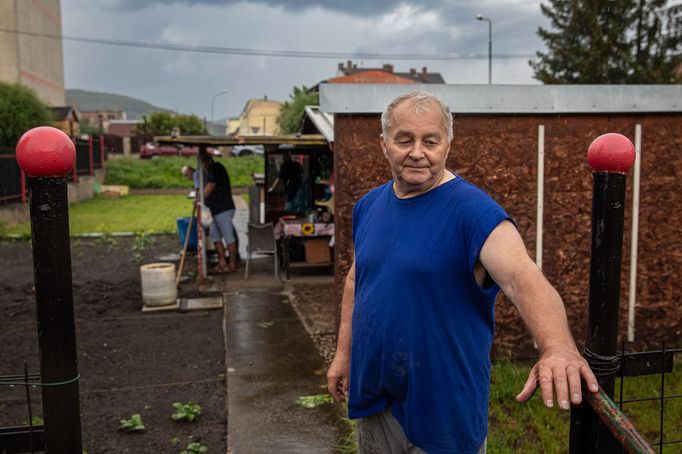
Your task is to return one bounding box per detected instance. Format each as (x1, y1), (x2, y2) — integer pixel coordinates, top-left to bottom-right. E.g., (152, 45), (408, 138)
(66, 89), (171, 120)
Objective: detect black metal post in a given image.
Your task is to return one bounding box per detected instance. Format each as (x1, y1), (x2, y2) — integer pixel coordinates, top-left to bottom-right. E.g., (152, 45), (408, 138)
(569, 133), (635, 454)
(16, 126), (83, 454)
(28, 176), (83, 453)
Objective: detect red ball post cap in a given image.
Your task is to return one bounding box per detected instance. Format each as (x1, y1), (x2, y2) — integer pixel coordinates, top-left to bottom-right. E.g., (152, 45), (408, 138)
(16, 126), (76, 177)
(587, 133), (635, 173)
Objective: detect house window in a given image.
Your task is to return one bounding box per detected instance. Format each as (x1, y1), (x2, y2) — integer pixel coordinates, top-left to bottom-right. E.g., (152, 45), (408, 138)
(251, 127), (261, 134)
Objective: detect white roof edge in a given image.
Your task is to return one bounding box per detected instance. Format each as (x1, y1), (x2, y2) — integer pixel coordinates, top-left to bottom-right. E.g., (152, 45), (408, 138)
(304, 105), (334, 142)
(319, 84), (682, 114)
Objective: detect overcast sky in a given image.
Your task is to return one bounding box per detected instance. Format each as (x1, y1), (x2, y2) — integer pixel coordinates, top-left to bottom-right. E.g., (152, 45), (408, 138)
(61, 0), (549, 120)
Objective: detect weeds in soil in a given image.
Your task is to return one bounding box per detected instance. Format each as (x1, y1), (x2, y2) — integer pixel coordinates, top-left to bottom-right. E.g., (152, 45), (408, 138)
(179, 442), (208, 454)
(336, 403), (357, 454)
(23, 416), (44, 426)
(296, 394), (334, 408)
(171, 401), (202, 422)
(131, 230), (156, 263)
(94, 228), (118, 248)
(118, 413), (146, 432)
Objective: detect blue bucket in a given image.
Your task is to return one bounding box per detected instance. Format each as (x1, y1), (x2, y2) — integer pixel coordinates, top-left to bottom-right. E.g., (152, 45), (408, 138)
(176, 217), (198, 251)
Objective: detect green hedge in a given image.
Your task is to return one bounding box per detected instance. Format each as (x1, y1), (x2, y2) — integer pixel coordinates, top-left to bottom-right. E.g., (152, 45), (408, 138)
(104, 155), (263, 189)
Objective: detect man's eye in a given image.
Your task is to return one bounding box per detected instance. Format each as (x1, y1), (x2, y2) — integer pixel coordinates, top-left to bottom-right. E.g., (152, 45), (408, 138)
(396, 139), (411, 145)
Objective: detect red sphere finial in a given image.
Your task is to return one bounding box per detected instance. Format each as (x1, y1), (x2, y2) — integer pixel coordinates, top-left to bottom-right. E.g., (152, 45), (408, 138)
(16, 126), (76, 177)
(587, 133), (635, 173)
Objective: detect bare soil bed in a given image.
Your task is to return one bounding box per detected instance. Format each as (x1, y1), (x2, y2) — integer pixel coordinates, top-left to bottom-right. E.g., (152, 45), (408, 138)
(0, 235), (226, 453)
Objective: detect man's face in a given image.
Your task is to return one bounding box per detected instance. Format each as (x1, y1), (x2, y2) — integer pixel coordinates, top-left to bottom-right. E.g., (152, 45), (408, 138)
(380, 99), (451, 195)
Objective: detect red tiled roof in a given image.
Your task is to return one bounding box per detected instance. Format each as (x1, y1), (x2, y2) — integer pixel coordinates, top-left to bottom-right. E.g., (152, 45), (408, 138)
(328, 71), (414, 84)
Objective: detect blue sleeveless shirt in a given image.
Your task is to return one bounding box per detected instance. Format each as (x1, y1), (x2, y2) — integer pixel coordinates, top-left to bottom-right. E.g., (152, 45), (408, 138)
(349, 177), (511, 454)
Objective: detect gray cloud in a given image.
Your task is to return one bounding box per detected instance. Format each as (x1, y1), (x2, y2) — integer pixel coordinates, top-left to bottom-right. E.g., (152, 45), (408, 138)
(99, 0), (496, 20)
(61, 0), (545, 120)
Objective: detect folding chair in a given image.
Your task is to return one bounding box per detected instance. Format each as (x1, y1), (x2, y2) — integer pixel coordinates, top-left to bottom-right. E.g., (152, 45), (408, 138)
(244, 222), (279, 280)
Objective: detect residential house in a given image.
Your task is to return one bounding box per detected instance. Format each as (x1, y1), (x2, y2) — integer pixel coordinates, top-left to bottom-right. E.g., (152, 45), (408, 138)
(335, 60), (446, 84)
(226, 117), (240, 136)
(236, 97), (282, 136)
(50, 106), (79, 137)
(79, 110), (127, 133)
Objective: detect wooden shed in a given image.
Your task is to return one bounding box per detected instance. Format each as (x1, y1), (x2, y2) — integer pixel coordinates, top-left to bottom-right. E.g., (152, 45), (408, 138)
(320, 84), (682, 354)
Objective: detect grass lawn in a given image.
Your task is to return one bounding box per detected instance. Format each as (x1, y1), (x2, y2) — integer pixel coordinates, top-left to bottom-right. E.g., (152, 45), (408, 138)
(336, 360), (681, 453)
(1, 194), (193, 236)
(488, 360), (681, 453)
(104, 155), (263, 189)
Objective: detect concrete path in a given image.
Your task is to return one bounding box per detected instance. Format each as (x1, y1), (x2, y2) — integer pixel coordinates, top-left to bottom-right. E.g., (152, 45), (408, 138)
(224, 286), (341, 453)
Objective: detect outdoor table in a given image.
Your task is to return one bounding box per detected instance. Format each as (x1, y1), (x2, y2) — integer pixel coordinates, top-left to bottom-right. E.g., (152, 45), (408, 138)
(275, 218), (334, 279)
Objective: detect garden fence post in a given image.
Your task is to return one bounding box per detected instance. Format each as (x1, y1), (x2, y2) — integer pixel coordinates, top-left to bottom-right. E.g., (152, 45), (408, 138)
(100, 134), (105, 169)
(20, 168), (26, 203)
(72, 137), (78, 182)
(88, 135), (94, 175)
(15, 126), (84, 454)
(569, 133), (635, 453)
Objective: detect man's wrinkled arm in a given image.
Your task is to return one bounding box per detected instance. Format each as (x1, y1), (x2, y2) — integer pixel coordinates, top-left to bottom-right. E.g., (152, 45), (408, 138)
(479, 220), (598, 410)
(327, 261), (355, 402)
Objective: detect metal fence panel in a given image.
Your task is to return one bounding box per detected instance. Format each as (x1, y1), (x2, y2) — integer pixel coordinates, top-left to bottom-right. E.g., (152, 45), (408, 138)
(0, 148), (23, 203)
(74, 138), (91, 175)
(92, 136), (102, 169)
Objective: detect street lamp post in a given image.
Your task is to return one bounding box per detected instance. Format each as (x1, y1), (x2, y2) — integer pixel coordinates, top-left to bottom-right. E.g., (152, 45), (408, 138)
(210, 89), (228, 134)
(476, 14), (492, 85)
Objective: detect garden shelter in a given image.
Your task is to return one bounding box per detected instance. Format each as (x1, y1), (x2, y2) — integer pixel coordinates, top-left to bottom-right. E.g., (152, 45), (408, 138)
(320, 83), (682, 349)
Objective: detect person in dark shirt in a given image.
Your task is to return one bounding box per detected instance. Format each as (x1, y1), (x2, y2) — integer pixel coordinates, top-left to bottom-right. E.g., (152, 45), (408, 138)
(201, 151), (237, 273)
(268, 151), (303, 204)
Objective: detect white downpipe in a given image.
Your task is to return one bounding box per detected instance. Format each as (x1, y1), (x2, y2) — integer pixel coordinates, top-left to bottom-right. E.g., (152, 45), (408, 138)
(628, 125), (642, 342)
(536, 125), (545, 270)
(534, 125), (545, 351)
(259, 186), (266, 224)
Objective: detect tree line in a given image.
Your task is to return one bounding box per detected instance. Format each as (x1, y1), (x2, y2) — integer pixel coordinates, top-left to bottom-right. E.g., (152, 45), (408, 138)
(532, 0), (681, 83)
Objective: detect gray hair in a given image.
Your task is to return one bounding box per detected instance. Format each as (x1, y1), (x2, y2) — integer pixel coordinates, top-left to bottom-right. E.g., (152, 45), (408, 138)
(381, 91), (453, 143)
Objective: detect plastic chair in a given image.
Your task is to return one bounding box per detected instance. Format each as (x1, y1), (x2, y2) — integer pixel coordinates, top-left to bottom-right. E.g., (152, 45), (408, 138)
(244, 222), (279, 280)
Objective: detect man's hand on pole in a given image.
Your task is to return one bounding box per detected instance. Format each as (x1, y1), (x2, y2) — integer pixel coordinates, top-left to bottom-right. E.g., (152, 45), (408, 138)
(515, 345), (599, 409)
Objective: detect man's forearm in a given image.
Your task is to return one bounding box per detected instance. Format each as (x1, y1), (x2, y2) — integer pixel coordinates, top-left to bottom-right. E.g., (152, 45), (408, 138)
(336, 264), (355, 355)
(510, 263), (577, 353)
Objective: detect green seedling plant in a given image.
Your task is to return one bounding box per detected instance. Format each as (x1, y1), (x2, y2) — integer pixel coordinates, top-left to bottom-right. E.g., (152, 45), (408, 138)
(296, 394), (334, 408)
(171, 401), (202, 422)
(118, 413), (146, 432)
(23, 416), (44, 426)
(180, 442), (208, 454)
(131, 230), (155, 263)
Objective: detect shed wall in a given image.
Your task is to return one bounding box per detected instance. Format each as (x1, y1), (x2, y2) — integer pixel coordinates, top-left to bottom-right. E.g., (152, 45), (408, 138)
(334, 113), (682, 355)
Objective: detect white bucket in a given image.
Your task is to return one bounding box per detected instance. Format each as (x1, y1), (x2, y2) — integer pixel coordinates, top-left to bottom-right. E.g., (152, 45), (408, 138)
(140, 263), (177, 306)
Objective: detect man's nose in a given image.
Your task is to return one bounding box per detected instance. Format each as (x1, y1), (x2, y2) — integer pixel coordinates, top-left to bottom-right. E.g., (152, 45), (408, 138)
(408, 141), (425, 159)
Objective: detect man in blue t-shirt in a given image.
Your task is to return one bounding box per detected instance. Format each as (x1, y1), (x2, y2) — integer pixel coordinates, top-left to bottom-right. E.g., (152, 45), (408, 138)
(327, 91), (599, 454)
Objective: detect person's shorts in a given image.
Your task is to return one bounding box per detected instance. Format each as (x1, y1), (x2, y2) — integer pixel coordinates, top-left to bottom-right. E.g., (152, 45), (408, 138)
(210, 209), (236, 244)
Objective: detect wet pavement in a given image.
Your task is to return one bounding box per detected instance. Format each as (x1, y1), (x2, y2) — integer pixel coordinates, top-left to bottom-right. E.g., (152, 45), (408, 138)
(221, 194), (342, 453)
(223, 285), (342, 453)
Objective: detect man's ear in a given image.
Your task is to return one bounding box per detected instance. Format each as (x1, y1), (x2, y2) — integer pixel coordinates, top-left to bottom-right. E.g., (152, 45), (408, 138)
(379, 135), (388, 158)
